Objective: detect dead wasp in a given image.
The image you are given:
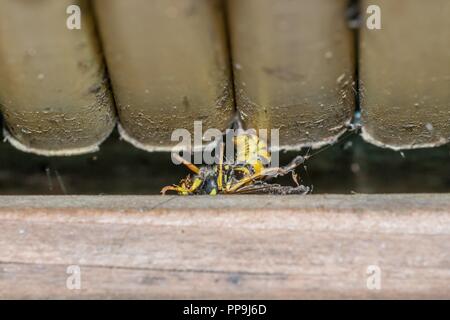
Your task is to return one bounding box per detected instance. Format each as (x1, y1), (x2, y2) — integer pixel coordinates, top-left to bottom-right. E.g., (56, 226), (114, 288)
(161, 129), (310, 195)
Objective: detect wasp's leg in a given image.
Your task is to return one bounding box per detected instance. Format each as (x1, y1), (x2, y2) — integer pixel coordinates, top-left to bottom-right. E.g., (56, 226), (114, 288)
(279, 155), (306, 175)
(188, 177), (203, 193)
(172, 153), (200, 174)
(161, 176), (204, 195)
(161, 185), (190, 195)
(227, 168), (281, 193)
(233, 166), (251, 176)
(261, 155), (306, 178)
(225, 156), (306, 193)
(217, 142), (224, 191)
(225, 171), (267, 193)
(291, 171), (300, 187)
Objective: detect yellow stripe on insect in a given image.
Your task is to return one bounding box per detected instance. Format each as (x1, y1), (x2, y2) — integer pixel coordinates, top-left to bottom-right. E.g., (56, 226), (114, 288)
(191, 178), (203, 191)
(234, 131), (272, 178)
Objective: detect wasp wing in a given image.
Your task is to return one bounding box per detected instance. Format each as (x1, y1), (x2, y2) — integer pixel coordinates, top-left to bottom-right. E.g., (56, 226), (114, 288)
(232, 182), (310, 195)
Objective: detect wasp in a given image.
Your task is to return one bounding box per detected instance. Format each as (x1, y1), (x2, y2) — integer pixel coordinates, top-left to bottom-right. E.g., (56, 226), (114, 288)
(161, 128), (310, 195)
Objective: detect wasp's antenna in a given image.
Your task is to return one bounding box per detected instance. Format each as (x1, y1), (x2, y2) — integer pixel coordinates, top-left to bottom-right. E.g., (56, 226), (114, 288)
(304, 146), (312, 160)
(303, 163), (313, 194)
(307, 128), (358, 160)
(306, 107), (362, 160)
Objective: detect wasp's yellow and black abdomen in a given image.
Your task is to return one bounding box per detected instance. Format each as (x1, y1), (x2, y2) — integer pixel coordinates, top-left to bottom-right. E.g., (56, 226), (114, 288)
(234, 132), (271, 175)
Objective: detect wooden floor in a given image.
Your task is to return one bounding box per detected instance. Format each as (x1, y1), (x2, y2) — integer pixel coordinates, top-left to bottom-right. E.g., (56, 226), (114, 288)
(0, 194), (449, 299)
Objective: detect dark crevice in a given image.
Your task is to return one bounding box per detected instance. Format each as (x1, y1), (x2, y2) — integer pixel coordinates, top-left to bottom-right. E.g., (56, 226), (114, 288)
(221, 0), (238, 117)
(347, 0), (362, 128)
(89, 1), (120, 121)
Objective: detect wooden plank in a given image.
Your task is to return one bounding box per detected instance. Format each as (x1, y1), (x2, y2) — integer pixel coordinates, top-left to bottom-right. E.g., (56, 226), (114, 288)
(360, 0), (450, 149)
(0, 0), (116, 156)
(93, 0), (234, 151)
(0, 195), (449, 299)
(227, 0), (355, 149)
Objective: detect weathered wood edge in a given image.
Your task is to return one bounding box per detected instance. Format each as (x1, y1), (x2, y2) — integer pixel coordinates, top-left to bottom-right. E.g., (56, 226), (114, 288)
(0, 195), (449, 299)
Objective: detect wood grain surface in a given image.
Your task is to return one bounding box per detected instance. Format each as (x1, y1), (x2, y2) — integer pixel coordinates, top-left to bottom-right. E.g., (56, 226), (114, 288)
(0, 195), (449, 299)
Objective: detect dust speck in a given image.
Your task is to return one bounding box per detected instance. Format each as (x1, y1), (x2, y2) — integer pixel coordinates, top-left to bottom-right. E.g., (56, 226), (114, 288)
(343, 141), (353, 150)
(350, 163), (360, 173)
